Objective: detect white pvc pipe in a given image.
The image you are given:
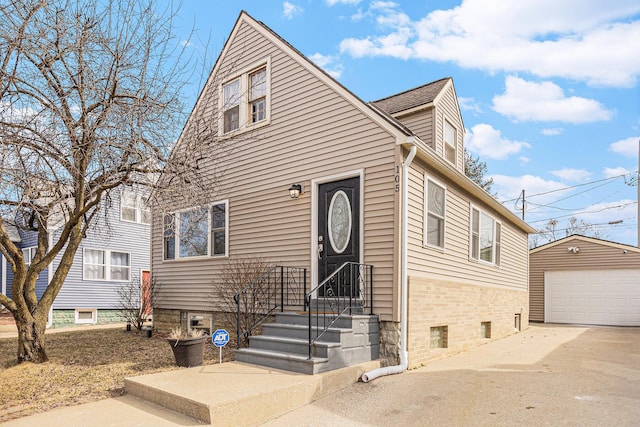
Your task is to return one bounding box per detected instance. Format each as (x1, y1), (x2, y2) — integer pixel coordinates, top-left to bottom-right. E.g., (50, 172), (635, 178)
(362, 144), (417, 383)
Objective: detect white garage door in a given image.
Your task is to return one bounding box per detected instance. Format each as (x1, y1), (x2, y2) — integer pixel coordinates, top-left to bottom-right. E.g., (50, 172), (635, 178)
(545, 269), (640, 326)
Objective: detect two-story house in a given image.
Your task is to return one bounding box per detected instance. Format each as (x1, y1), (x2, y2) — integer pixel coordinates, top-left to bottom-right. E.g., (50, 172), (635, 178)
(150, 11), (534, 373)
(1, 186), (151, 328)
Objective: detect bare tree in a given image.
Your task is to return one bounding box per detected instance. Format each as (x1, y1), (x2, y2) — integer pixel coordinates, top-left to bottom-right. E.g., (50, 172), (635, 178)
(529, 217), (607, 248)
(211, 257), (271, 347)
(464, 148), (496, 197)
(0, 0), (230, 363)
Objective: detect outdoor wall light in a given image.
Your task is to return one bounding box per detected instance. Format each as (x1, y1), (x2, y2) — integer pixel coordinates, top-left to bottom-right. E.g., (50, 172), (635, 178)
(288, 184), (303, 199)
(567, 246), (580, 254)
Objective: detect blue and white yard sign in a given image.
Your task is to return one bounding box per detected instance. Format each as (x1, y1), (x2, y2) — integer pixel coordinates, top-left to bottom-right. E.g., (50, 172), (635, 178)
(212, 329), (230, 364)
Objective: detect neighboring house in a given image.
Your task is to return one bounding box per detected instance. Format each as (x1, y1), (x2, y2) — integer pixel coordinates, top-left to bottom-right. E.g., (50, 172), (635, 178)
(530, 235), (640, 326)
(151, 11), (534, 370)
(1, 186), (151, 327)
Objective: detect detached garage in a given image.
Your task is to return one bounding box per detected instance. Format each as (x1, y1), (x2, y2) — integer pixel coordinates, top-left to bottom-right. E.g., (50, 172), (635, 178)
(530, 235), (640, 326)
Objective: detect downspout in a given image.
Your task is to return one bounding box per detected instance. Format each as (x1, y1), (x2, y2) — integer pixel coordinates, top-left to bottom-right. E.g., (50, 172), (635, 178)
(362, 143), (417, 382)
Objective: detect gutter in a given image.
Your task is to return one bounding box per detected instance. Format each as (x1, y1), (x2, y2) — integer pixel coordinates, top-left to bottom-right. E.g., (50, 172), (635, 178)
(362, 143), (417, 382)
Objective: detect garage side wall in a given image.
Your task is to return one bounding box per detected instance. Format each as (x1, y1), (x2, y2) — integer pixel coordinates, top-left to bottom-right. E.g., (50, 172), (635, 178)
(529, 237), (640, 322)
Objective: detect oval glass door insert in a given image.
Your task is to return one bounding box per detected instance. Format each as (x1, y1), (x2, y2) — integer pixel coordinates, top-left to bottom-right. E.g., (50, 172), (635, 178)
(328, 190), (352, 254)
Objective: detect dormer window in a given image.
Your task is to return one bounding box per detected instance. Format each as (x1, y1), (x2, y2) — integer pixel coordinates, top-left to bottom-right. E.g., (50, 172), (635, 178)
(220, 60), (270, 135)
(444, 120), (456, 165)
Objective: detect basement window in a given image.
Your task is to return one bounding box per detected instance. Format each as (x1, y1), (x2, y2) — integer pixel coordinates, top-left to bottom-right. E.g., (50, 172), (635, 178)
(430, 326), (448, 349)
(75, 309), (97, 324)
(481, 321), (492, 339)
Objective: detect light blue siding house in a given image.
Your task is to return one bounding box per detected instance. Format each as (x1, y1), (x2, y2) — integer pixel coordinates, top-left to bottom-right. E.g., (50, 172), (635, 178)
(1, 186), (151, 328)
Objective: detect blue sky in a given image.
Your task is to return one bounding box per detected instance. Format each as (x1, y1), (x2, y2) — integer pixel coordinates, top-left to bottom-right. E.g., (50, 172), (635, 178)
(173, 0), (640, 246)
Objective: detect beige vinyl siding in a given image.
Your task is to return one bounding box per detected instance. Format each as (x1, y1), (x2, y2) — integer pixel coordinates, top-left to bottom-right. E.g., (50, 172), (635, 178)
(406, 159), (529, 291)
(152, 20), (399, 320)
(529, 237), (640, 322)
(396, 109), (434, 150)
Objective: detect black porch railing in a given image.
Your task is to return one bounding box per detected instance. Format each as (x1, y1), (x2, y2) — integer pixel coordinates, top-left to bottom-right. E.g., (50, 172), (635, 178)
(305, 262), (373, 359)
(234, 265), (307, 348)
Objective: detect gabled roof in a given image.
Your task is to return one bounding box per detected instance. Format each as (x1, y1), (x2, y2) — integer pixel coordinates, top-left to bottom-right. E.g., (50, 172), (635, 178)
(530, 234), (640, 254)
(180, 11), (534, 235)
(371, 77), (450, 115)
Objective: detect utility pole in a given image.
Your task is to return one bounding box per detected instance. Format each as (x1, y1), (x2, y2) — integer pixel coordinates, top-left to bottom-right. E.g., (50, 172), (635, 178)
(515, 189), (526, 221)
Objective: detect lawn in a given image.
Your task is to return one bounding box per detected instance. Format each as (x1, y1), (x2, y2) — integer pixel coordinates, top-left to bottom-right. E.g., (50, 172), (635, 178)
(0, 327), (236, 421)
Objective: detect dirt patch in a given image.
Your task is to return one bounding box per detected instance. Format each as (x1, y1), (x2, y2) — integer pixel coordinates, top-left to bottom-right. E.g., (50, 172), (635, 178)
(0, 328), (237, 421)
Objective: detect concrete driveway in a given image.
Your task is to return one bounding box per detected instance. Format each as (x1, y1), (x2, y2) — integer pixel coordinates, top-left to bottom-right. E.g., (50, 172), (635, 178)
(265, 324), (640, 426)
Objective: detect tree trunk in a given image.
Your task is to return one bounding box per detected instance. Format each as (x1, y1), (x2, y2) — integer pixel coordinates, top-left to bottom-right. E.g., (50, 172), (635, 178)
(16, 315), (48, 363)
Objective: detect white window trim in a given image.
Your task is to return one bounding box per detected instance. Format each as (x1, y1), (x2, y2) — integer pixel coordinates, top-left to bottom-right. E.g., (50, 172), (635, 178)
(423, 174), (446, 250)
(443, 118), (457, 166)
(219, 57), (271, 137)
(469, 205), (501, 266)
(120, 188), (151, 225)
(22, 246), (37, 266)
(75, 308), (97, 324)
(82, 248), (132, 282)
(163, 200), (229, 261)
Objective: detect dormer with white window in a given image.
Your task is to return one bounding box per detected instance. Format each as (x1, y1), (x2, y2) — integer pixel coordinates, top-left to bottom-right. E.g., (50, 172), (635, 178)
(371, 77), (465, 174)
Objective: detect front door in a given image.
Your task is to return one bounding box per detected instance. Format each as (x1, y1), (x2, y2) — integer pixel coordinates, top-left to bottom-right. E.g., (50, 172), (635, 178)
(318, 177), (360, 294)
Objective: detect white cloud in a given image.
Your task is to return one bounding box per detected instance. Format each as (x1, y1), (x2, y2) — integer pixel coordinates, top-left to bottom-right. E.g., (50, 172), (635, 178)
(338, 1), (640, 87)
(283, 2), (303, 19)
(542, 128), (563, 136)
(492, 76), (613, 123)
(550, 168), (591, 182)
(465, 123), (530, 160)
(458, 97), (482, 114)
(326, 0), (362, 5)
(308, 53), (343, 78)
(610, 136), (640, 157)
(602, 166), (633, 178)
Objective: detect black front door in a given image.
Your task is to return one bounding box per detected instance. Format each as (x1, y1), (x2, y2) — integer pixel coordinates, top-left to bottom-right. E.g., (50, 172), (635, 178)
(318, 177), (360, 295)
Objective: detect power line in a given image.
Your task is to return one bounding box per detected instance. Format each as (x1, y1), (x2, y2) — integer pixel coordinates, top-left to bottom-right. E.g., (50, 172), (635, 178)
(501, 171), (637, 204)
(527, 201), (638, 224)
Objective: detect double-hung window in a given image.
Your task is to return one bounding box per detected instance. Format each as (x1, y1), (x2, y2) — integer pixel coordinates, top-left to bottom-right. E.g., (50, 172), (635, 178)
(424, 176), (446, 248)
(121, 188), (151, 224)
(444, 120), (457, 165)
(221, 61), (270, 135)
(83, 249), (131, 281)
(223, 79), (241, 133)
(22, 247), (37, 267)
(470, 207), (501, 265)
(163, 200), (228, 260)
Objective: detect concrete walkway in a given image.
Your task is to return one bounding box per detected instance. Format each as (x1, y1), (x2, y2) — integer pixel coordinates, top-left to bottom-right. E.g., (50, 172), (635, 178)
(2, 324), (618, 427)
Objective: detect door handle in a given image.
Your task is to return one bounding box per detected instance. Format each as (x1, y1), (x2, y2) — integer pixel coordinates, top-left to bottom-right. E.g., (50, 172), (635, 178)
(317, 243), (323, 259)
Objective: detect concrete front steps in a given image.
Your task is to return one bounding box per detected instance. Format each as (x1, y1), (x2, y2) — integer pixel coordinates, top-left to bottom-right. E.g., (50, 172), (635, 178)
(234, 312), (380, 374)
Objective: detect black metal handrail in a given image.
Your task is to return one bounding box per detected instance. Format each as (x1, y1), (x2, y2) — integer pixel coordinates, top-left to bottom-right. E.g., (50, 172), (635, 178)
(234, 265), (307, 348)
(305, 262), (373, 359)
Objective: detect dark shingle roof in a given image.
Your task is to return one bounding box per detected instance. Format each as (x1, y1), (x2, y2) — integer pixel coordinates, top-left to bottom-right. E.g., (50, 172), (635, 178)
(371, 77), (450, 114)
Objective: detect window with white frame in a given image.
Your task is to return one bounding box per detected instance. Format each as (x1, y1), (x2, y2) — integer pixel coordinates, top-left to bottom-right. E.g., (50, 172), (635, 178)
(22, 247), (37, 266)
(163, 201), (228, 260)
(83, 249), (131, 281)
(444, 120), (456, 165)
(470, 207), (501, 265)
(221, 61), (269, 135)
(75, 308), (97, 324)
(121, 188), (151, 224)
(424, 176), (446, 248)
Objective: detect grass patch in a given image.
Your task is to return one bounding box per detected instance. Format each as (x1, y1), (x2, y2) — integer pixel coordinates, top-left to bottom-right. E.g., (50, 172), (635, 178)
(0, 328), (236, 421)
